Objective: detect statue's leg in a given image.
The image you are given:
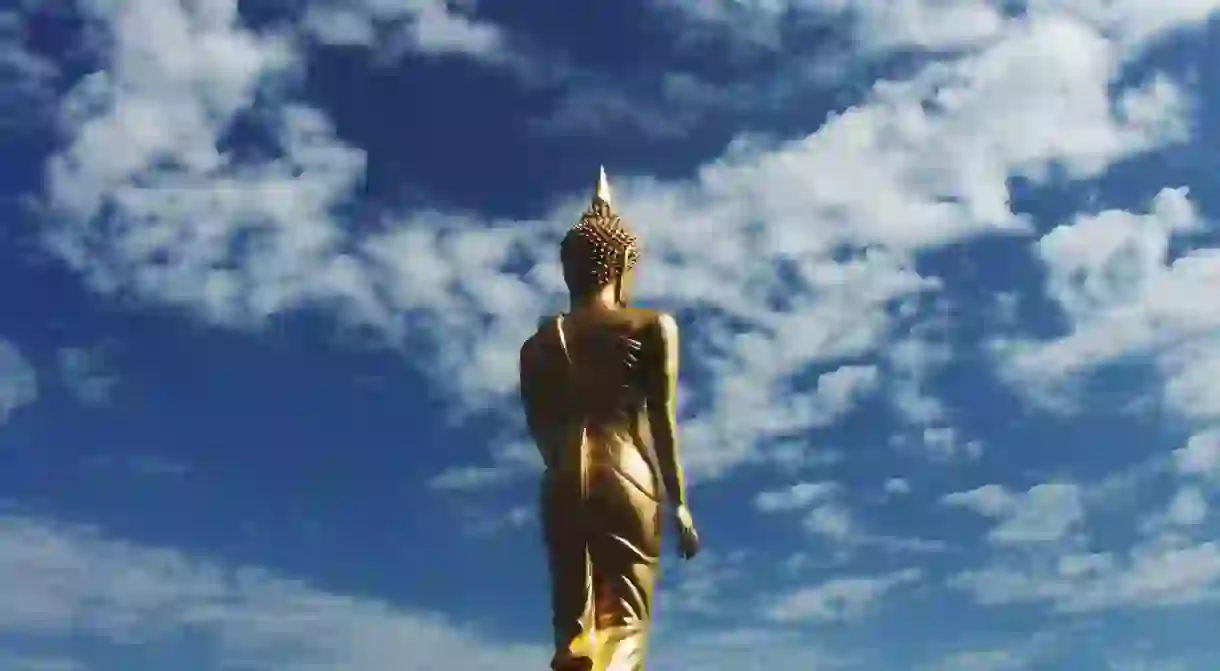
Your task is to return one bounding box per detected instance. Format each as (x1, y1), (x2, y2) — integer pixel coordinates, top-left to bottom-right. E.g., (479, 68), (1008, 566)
(586, 467), (662, 671)
(542, 477), (595, 671)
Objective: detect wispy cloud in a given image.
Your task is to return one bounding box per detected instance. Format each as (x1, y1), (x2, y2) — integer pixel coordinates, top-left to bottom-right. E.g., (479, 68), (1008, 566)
(6, 0), (1220, 663)
(951, 537), (1220, 613)
(884, 477), (912, 497)
(0, 340), (37, 424)
(944, 482), (1086, 545)
(29, 0), (1204, 494)
(427, 440), (538, 491)
(925, 630), (1060, 671)
(0, 9), (59, 128)
(755, 480), (840, 512)
(56, 346), (119, 407)
(649, 0), (1007, 55)
(945, 460), (1220, 614)
(764, 567), (922, 623)
(649, 0), (1220, 59)
(997, 187), (1220, 443)
(0, 514), (861, 669)
(303, 0), (509, 64)
(757, 480), (949, 555)
(0, 514), (548, 669)
(531, 72), (735, 140)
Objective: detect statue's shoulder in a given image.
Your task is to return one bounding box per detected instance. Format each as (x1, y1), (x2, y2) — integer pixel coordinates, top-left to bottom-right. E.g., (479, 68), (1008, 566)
(538, 313), (561, 328)
(652, 310), (678, 332)
(625, 307), (676, 330)
(621, 308), (678, 345)
(523, 314), (564, 349)
(652, 312), (679, 348)
(521, 316), (554, 358)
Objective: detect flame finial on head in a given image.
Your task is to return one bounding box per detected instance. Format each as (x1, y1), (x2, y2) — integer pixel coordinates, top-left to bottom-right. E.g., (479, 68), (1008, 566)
(595, 164), (612, 206)
(560, 166), (640, 292)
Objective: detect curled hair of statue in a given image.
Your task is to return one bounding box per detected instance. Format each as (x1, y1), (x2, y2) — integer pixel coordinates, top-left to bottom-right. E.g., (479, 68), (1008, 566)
(560, 167), (639, 295)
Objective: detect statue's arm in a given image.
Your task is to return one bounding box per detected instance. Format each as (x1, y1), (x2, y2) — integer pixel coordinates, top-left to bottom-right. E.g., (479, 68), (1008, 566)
(645, 313), (689, 508)
(519, 336), (551, 469)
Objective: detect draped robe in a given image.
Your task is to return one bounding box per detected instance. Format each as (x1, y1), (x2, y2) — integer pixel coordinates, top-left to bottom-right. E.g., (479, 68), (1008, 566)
(520, 312), (664, 671)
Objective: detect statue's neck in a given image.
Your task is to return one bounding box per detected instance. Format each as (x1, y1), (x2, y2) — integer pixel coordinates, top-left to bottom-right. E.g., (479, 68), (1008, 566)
(569, 286), (621, 312)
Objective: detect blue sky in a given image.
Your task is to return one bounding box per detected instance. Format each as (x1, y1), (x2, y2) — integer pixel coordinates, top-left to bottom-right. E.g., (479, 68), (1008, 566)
(2, 1), (1220, 669)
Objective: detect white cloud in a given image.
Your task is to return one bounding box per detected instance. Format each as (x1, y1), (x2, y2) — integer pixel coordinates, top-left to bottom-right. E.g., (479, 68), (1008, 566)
(664, 549), (752, 615)
(943, 484), (1017, 517)
(764, 567), (921, 623)
(990, 484), (1085, 545)
(452, 502), (534, 537)
(0, 9), (59, 127)
(758, 480), (947, 555)
(1029, 0), (1220, 55)
(755, 481), (840, 512)
(925, 631), (1060, 671)
(303, 0), (503, 60)
(884, 477), (911, 496)
(805, 502), (854, 540)
(650, 0), (1006, 54)
(944, 483), (1085, 545)
(10, 0), (1220, 662)
(811, 365), (880, 423)
(948, 455), (1220, 616)
(885, 328), (952, 426)
(952, 538), (1220, 613)
(0, 514), (853, 670)
(1040, 190), (1198, 323)
(32, 0), (1209, 490)
(559, 10), (1188, 478)
(1164, 486), (1209, 527)
(652, 0), (1220, 59)
(301, 6), (375, 47)
(765, 442), (845, 471)
(56, 346), (119, 407)
(995, 184), (1220, 560)
(920, 426), (983, 462)
(673, 252), (932, 479)
(532, 72), (738, 140)
(0, 514), (548, 669)
(427, 440), (538, 491)
(998, 186), (1220, 426)
(427, 464), (516, 491)
(1174, 430), (1220, 481)
(0, 339), (37, 424)
(1137, 470), (1211, 533)
(46, 0), (295, 223)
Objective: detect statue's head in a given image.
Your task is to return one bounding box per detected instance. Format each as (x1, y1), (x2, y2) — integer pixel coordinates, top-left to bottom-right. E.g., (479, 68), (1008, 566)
(560, 167), (640, 306)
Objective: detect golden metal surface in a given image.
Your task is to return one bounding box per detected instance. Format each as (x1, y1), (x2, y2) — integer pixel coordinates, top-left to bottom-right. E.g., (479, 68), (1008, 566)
(520, 168), (700, 670)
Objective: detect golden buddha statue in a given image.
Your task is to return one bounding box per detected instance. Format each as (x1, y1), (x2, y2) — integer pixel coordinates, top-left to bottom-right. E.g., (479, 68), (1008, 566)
(519, 167), (700, 671)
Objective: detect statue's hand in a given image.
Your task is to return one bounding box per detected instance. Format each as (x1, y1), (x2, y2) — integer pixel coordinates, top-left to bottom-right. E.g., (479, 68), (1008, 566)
(674, 504), (700, 560)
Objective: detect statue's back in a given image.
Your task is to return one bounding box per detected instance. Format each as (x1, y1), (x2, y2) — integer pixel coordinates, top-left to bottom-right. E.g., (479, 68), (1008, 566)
(521, 306), (664, 486)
